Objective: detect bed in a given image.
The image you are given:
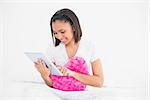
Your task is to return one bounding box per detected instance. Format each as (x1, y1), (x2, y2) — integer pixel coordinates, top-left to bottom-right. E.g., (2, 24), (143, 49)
(0, 79), (147, 100)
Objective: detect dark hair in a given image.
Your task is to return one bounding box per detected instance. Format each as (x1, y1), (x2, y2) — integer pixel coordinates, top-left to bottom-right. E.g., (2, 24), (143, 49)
(50, 8), (82, 46)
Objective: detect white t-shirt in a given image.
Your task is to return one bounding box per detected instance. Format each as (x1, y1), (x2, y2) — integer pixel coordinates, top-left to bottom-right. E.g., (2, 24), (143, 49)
(45, 39), (100, 75)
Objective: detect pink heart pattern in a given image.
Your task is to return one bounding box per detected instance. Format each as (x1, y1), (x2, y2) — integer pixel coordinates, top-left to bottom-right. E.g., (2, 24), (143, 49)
(50, 57), (89, 91)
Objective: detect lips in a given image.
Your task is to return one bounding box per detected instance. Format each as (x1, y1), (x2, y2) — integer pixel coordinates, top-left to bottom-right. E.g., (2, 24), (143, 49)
(61, 39), (67, 43)
(61, 38), (67, 43)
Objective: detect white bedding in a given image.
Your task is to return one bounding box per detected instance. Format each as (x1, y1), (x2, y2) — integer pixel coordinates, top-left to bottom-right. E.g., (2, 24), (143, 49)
(0, 80), (147, 100)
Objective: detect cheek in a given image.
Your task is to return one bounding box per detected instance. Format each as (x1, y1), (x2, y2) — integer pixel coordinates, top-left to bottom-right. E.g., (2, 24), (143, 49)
(64, 28), (74, 40)
(69, 30), (74, 38)
(66, 33), (73, 40)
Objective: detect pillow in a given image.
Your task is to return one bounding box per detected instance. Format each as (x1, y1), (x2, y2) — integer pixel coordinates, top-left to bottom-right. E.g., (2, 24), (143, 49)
(50, 57), (89, 91)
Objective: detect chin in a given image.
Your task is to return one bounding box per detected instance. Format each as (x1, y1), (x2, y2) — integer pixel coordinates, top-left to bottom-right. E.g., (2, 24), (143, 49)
(61, 41), (67, 44)
(62, 39), (72, 45)
(63, 41), (70, 45)
(64, 42), (69, 45)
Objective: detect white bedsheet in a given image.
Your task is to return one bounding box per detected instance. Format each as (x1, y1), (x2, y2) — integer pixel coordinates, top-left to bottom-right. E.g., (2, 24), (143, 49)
(0, 80), (147, 100)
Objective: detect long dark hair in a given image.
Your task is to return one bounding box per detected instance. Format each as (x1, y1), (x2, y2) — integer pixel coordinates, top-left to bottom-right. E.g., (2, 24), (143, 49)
(50, 8), (82, 46)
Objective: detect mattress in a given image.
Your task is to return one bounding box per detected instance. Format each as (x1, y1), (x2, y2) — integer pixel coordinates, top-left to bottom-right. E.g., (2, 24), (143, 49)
(0, 80), (147, 100)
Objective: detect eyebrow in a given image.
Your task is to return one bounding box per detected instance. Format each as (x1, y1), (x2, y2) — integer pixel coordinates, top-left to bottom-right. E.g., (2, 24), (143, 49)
(53, 29), (65, 33)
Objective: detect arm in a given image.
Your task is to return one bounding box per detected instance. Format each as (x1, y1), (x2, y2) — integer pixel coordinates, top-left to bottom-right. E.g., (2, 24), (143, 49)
(71, 59), (104, 87)
(58, 59), (104, 87)
(41, 74), (53, 87)
(34, 59), (53, 87)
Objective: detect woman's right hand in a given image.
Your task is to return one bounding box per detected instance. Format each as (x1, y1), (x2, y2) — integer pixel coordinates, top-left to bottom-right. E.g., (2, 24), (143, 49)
(34, 59), (51, 77)
(34, 59), (53, 87)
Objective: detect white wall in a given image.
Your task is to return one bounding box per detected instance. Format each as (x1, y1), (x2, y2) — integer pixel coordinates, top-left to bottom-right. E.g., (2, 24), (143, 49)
(148, 0), (150, 97)
(0, 0), (148, 93)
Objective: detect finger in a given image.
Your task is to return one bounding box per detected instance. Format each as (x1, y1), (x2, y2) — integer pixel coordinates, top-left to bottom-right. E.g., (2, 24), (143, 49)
(34, 62), (37, 64)
(37, 59), (40, 64)
(39, 59), (42, 63)
(42, 61), (49, 70)
(57, 66), (66, 74)
(47, 68), (51, 73)
(40, 59), (43, 63)
(59, 67), (63, 72)
(62, 68), (66, 74)
(39, 59), (44, 66)
(41, 60), (45, 66)
(63, 69), (68, 76)
(37, 58), (42, 63)
(42, 61), (47, 67)
(61, 67), (64, 74)
(59, 67), (63, 73)
(61, 67), (67, 75)
(34, 62), (38, 66)
(56, 65), (61, 68)
(57, 65), (62, 70)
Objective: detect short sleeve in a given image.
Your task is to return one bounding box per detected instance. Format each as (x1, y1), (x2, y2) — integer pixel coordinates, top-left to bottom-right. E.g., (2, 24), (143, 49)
(90, 42), (100, 62)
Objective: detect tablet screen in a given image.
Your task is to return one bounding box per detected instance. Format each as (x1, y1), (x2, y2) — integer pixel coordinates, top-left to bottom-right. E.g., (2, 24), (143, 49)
(24, 52), (63, 76)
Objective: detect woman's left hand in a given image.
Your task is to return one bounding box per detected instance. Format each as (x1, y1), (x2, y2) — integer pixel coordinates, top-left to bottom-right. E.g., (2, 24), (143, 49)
(57, 65), (74, 76)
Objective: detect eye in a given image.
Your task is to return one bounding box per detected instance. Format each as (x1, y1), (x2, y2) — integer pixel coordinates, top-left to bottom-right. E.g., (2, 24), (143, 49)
(60, 31), (65, 34)
(53, 32), (57, 35)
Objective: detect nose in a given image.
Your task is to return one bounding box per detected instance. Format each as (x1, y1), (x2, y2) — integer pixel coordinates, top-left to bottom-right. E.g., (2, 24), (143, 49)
(56, 33), (63, 41)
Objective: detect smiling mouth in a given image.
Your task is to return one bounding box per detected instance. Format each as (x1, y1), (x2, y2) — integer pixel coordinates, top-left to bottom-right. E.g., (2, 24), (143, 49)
(60, 40), (66, 43)
(61, 38), (67, 42)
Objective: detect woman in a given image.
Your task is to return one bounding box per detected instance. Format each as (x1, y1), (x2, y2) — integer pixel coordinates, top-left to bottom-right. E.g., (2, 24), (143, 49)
(34, 8), (104, 90)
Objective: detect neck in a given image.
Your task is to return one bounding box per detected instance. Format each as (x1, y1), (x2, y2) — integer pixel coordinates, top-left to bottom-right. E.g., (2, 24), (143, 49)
(65, 40), (77, 48)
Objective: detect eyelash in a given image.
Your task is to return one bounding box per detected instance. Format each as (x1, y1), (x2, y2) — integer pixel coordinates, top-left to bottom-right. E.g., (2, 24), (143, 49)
(53, 32), (57, 35)
(53, 31), (65, 35)
(61, 31), (65, 34)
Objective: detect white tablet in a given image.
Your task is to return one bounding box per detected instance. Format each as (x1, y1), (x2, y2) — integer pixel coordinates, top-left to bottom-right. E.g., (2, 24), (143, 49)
(24, 52), (63, 76)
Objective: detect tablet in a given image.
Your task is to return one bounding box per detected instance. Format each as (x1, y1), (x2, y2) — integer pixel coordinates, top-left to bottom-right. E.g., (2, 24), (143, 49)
(24, 52), (63, 76)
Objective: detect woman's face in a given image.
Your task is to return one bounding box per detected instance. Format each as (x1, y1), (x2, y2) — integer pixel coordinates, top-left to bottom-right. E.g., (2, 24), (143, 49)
(52, 20), (74, 45)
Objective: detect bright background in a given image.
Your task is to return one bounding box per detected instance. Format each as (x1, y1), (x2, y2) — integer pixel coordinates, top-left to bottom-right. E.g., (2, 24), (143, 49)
(0, 0), (149, 99)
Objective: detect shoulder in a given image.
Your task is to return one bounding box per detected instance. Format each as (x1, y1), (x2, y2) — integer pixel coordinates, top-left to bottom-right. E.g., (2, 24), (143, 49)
(80, 38), (96, 49)
(78, 38), (97, 58)
(80, 38), (100, 62)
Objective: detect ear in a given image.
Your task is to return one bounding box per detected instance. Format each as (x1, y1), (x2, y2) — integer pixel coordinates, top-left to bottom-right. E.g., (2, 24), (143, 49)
(72, 27), (75, 32)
